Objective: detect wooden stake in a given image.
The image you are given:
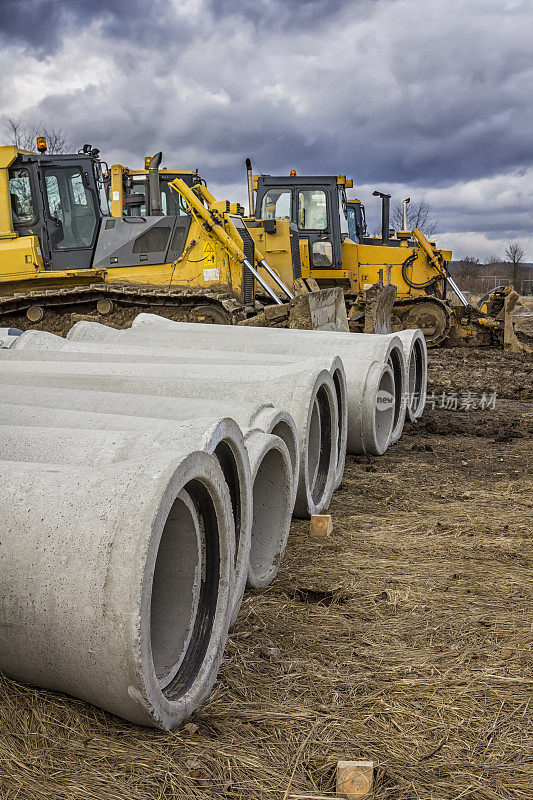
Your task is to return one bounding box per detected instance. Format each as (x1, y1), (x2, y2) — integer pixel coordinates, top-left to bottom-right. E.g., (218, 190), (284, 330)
(310, 514), (332, 536)
(336, 760), (374, 798)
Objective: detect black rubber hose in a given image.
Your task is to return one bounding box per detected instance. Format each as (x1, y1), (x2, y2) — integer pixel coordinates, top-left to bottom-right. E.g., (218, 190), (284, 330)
(402, 253), (443, 290)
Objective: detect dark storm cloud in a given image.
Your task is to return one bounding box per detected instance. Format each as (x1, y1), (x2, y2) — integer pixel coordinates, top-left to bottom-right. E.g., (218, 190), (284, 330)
(2, 0), (532, 256)
(0, 0), (175, 51)
(207, 0), (361, 28)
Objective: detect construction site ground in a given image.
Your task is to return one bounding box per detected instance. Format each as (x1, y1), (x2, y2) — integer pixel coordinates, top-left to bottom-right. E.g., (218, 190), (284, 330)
(0, 344), (531, 800)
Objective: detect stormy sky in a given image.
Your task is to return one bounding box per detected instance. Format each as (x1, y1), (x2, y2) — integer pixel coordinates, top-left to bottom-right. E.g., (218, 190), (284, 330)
(1, 0), (532, 261)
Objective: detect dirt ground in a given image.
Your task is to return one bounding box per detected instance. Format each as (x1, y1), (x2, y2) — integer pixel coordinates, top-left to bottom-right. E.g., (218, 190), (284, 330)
(0, 347), (531, 800)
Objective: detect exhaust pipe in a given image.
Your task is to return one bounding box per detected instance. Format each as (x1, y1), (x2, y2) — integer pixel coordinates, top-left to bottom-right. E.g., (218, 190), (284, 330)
(148, 151), (163, 216)
(373, 190), (391, 245)
(402, 197), (410, 230)
(245, 157), (254, 217)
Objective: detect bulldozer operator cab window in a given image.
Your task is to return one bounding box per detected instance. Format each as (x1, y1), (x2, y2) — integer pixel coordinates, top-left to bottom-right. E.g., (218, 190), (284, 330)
(260, 189), (291, 220)
(9, 168), (36, 225)
(298, 190), (327, 231)
(161, 181), (186, 216)
(44, 167), (97, 249)
(128, 179), (186, 216)
(338, 189), (349, 236)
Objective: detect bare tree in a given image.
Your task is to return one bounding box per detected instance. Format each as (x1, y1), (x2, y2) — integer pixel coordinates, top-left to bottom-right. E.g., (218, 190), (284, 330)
(504, 242), (525, 288)
(392, 199), (438, 237)
(484, 254), (503, 266)
(457, 255), (480, 281)
(2, 117), (69, 154)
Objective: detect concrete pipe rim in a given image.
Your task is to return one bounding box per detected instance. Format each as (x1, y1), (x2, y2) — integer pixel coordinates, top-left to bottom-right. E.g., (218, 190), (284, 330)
(386, 343), (407, 444)
(409, 334), (427, 421)
(139, 450), (234, 730)
(362, 362), (396, 455)
(306, 376), (336, 508)
(201, 418), (253, 624)
(330, 358), (348, 489)
(250, 407), (300, 508)
(292, 371), (337, 518)
(245, 433), (293, 589)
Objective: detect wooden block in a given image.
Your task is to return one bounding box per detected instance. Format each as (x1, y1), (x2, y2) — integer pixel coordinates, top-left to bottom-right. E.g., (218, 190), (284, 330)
(336, 760), (374, 798)
(310, 514), (332, 536)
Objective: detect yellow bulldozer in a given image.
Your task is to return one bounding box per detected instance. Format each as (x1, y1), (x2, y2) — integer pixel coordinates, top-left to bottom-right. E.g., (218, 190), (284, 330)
(101, 152), (527, 349)
(0, 140), (527, 350)
(0, 142), (346, 331)
(246, 163), (528, 350)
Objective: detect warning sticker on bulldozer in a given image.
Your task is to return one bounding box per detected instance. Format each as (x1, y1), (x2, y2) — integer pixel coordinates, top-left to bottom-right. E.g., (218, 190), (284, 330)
(203, 241), (216, 266)
(203, 267), (220, 281)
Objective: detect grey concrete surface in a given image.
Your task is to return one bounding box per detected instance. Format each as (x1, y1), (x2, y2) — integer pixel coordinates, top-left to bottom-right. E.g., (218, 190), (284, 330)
(0, 413), (250, 623)
(0, 360), (338, 518)
(0, 451), (234, 729)
(64, 318), (407, 452)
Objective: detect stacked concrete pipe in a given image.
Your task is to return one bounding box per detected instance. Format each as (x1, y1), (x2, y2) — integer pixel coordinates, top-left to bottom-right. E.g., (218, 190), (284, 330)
(0, 451), (235, 729)
(66, 316), (408, 452)
(0, 353), (340, 518)
(7, 328), (346, 490)
(0, 378), (300, 510)
(124, 314), (412, 435)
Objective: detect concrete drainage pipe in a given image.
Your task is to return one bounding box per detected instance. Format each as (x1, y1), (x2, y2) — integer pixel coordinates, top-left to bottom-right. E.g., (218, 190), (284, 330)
(0, 359), (338, 518)
(394, 329), (427, 421)
(6, 328), (341, 491)
(0, 379), (299, 509)
(64, 319), (406, 453)
(0, 451), (234, 730)
(0, 413), (251, 624)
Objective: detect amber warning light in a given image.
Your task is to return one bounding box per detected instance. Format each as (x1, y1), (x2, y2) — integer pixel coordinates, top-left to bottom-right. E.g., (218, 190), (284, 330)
(144, 156), (151, 169)
(36, 137), (47, 153)
(289, 169), (297, 176)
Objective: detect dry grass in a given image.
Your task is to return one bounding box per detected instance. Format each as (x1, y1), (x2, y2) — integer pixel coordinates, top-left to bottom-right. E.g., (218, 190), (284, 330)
(1, 351), (532, 799)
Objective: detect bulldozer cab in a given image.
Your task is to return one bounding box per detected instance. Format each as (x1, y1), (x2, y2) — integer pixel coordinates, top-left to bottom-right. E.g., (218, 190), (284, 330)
(3, 145), (108, 271)
(346, 199), (367, 244)
(114, 168), (199, 218)
(254, 174), (354, 271)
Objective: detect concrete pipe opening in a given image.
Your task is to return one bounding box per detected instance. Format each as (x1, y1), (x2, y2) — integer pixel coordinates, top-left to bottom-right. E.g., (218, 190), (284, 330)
(213, 440), (242, 558)
(410, 336), (426, 419)
(330, 362), (348, 488)
(271, 419), (298, 490)
(308, 384), (333, 506)
(387, 346), (404, 436)
(203, 421), (252, 625)
(374, 366), (396, 453)
(246, 434), (292, 589)
(151, 489), (201, 689)
(151, 475), (222, 701)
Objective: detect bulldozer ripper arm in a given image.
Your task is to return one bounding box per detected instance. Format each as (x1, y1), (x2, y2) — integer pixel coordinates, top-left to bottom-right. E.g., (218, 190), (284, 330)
(189, 182), (293, 301)
(169, 179), (283, 305)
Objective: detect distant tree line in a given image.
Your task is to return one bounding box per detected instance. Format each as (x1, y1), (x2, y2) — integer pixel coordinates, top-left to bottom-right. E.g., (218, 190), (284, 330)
(452, 243), (531, 295)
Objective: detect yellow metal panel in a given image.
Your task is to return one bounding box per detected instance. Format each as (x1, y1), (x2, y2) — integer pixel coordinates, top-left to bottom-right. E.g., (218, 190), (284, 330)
(0, 146), (20, 239)
(0, 235), (45, 288)
(110, 164), (124, 218)
(311, 269), (352, 280)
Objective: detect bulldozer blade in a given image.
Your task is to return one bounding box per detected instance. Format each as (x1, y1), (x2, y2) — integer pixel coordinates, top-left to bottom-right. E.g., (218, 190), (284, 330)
(503, 290), (533, 353)
(363, 283), (397, 334)
(289, 287), (349, 332)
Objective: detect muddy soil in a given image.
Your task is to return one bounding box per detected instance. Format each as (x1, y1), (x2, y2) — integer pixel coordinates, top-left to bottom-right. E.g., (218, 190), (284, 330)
(0, 347), (531, 800)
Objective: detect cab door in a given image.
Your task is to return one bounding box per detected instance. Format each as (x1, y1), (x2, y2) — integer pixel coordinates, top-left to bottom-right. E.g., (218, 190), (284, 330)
(40, 163), (100, 270)
(294, 184), (346, 270)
